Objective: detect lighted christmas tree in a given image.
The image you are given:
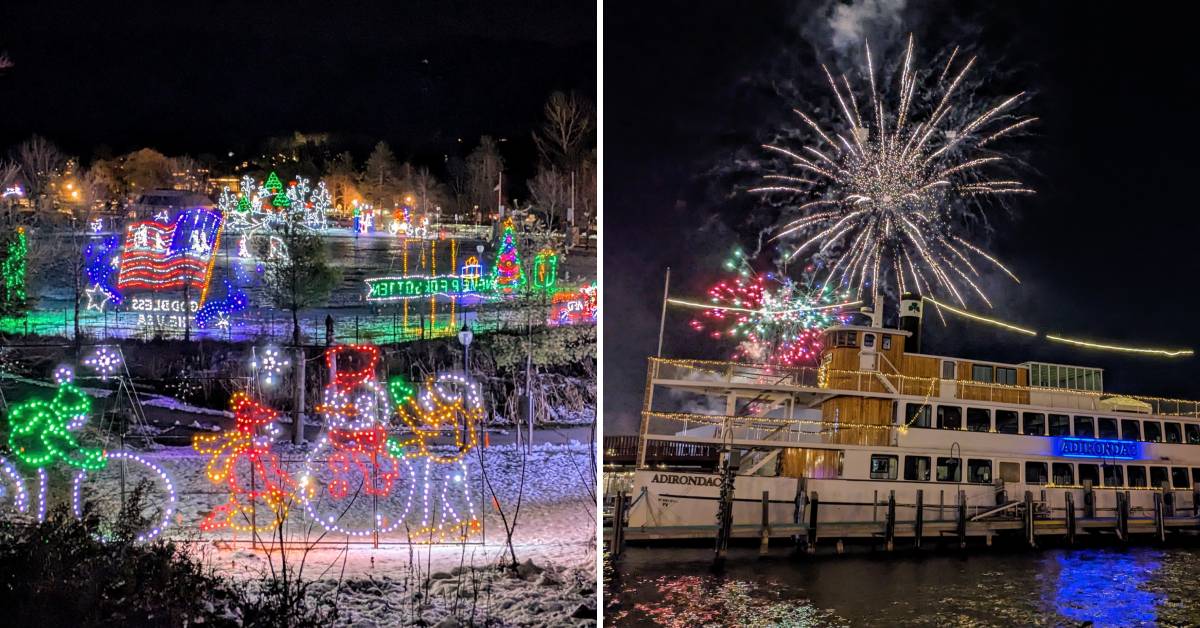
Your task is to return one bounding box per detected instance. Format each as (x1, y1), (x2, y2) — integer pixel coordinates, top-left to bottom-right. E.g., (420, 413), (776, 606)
(490, 218), (526, 294)
(272, 188), (291, 209)
(236, 195), (251, 212)
(263, 171), (283, 192)
(1, 226), (27, 312)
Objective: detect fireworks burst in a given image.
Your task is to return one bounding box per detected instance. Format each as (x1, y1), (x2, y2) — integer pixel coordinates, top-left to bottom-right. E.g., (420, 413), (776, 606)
(755, 36), (1034, 307)
(689, 251), (853, 366)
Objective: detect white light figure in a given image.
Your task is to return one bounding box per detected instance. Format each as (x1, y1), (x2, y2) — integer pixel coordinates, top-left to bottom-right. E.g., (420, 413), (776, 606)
(154, 210), (170, 222)
(83, 346), (121, 379)
(190, 229), (210, 255)
(53, 365), (74, 385)
(251, 347), (289, 386)
(307, 181), (332, 230)
(84, 284), (111, 312)
(238, 236), (251, 258)
(394, 373), (483, 542)
(133, 225), (149, 248)
(214, 313), (231, 331)
(89, 219), (103, 234)
(153, 231), (168, 251)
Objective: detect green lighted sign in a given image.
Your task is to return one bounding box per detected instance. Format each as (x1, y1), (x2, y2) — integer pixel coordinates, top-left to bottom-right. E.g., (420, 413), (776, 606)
(364, 275), (495, 301)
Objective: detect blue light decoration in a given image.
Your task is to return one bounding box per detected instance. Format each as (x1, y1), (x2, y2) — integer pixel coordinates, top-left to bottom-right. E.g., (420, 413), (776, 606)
(195, 254), (251, 329)
(83, 235), (123, 305)
(1052, 437), (1141, 460)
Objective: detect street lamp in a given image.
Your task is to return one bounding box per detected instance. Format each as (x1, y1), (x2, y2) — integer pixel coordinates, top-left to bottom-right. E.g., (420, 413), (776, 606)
(458, 322), (473, 372)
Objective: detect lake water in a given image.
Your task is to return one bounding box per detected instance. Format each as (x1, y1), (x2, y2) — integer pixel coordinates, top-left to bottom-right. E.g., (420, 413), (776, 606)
(605, 544), (1200, 626)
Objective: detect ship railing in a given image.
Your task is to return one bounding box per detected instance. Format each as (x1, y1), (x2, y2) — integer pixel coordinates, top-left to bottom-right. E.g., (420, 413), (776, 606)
(640, 410), (891, 448)
(649, 358), (1200, 419)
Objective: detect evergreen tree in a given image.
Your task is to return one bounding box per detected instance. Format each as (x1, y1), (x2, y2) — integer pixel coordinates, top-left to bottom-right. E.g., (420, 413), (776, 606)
(490, 218), (525, 294)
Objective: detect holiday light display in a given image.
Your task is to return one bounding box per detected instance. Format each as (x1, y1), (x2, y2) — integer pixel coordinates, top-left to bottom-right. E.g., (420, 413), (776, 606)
(193, 392), (295, 532)
(250, 347), (289, 386)
(757, 36), (1032, 306)
(461, 256), (483, 279)
(549, 283), (598, 326)
(392, 372), (482, 540)
(2, 226), (27, 306)
(532, 248), (558, 293)
(5, 370), (177, 540)
(490, 218), (525, 294)
(83, 346), (121, 379)
(0, 456), (29, 514)
(116, 208), (224, 293)
(689, 251), (851, 366)
(364, 274), (495, 302)
(263, 171), (283, 193)
(83, 235), (123, 305)
(300, 344), (418, 536)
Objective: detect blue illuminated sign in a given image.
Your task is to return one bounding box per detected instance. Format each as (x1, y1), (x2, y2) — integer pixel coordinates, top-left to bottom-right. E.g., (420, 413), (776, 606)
(1053, 437), (1141, 460)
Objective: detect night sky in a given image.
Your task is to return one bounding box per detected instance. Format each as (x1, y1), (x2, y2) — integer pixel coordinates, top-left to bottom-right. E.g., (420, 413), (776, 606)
(604, 1), (1200, 433)
(0, 1), (595, 179)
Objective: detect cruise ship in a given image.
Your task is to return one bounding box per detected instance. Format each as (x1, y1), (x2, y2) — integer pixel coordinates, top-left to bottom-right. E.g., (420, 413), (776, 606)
(613, 295), (1200, 548)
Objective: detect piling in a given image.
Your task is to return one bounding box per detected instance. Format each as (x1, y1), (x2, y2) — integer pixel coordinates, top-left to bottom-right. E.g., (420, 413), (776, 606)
(806, 491), (819, 554)
(1154, 491), (1166, 543)
(759, 491), (770, 556)
(885, 490), (896, 552)
(1023, 491), (1035, 548)
(1065, 491), (1076, 545)
(914, 489), (924, 550)
(957, 490), (967, 550)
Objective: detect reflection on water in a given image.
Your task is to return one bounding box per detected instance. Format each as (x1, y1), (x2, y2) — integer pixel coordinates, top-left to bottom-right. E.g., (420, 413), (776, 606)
(606, 546), (1200, 627)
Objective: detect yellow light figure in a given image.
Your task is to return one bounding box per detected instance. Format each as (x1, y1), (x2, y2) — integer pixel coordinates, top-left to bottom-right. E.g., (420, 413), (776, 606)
(394, 374), (483, 541)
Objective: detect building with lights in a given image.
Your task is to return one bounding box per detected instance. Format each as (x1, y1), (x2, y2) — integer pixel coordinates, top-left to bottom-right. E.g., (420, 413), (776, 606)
(618, 295), (1200, 548)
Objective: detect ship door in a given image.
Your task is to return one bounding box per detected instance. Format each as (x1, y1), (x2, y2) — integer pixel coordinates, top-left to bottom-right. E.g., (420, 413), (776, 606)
(860, 332), (878, 371)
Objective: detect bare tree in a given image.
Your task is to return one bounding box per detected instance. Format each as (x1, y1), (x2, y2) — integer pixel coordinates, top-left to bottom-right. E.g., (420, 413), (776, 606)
(411, 166), (448, 216)
(532, 91), (594, 171)
(466, 136), (504, 215)
(527, 166), (571, 228)
(364, 141), (399, 207)
(15, 135), (66, 211)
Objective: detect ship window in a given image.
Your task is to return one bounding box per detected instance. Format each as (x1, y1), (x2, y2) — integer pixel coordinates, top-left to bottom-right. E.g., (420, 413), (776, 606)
(833, 331), (858, 347)
(1078, 464), (1100, 486)
(1128, 466), (1148, 488)
(1025, 462), (1048, 485)
(881, 335), (892, 350)
(999, 462), (1020, 483)
(1052, 463), (1074, 486)
(863, 333), (876, 348)
(1073, 416), (1095, 439)
(941, 360), (956, 379)
(1083, 370), (1095, 391)
(905, 403), (931, 428)
(1121, 419), (1142, 441)
(936, 457), (962, 482)
(1192, 468), (1200, 485)
(1023, 412), (1046, 436)
(1048, 414), (1071, 437)
(904, 456), (931, 481)
(1103, 465), (1124, 487)
(996, 367), (1017, 386)
(937, 406), (962, 430)
(967, 408), (991, 432)
(1187, 424), (1200, 445)
(967, 459), (992, 484)
(971, 364), (993, 383)
(996, 410), (1019, 434)
(1150, 466), (1169, 488)
(870, 454), (898, 480)
(1165, 422), (1183, 444)
(1172, 467), (1191, 489)
(1098, 418), (1119, 440)
(1144, 422), (1163, 443)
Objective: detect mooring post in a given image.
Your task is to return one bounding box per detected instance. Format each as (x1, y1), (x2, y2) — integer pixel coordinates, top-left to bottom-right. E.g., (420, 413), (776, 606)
(1083, 480), (1096, 519)
(1024, 490), (1035, 548)
(1162, 481), (1175, 517)
(1193, 485), (1200, 517)
(612, 491), (627, 559)
(1065, 491), (1076, 545)
(957, 490), (967, 550)
(1113, 492), (1123, 540)
(1155, 491), (1166, 543)
(793, 479), (806, 547)
(759, 490), (771, 556)
(885, 490), (896, 552)
(807, 491), (819, 554)
(914, 489), (924, 550)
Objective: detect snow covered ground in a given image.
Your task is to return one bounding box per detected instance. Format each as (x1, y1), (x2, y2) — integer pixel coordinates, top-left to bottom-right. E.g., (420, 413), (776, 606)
(76, 441), (597, 626)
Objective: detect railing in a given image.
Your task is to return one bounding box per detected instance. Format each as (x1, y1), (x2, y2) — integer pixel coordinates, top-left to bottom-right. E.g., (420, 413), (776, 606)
(648, 357), (1200, 419)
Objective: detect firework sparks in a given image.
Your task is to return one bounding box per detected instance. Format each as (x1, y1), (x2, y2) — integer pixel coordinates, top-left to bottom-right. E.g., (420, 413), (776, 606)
(689, 251), (854, 366)
(755, 36), (1034, 307)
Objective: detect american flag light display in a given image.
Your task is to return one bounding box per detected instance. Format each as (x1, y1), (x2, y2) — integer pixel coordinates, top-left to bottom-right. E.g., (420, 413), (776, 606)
(116, 208), (223, 295)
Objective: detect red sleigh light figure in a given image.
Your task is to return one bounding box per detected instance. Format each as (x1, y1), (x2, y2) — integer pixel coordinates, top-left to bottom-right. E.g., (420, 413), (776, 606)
(299, 344), (417, 537)
(394, 372), (483, 542)
(193, 392), (296, 533)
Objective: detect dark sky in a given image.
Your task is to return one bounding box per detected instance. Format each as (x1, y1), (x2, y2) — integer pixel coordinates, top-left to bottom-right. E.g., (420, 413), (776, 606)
(604, 0), (1200, 433)
(0, 0), (595, 176)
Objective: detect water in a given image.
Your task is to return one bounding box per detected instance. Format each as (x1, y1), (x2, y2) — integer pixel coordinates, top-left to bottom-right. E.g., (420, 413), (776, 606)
(605, 545), (1200, 626)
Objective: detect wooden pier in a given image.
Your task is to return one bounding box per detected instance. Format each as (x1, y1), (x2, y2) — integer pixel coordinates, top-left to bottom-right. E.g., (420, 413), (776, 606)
(604, 489), (1200, 558)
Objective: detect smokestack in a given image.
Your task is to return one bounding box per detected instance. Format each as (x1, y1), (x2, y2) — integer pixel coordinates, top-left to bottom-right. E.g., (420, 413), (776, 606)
(900, 292), (923, 352)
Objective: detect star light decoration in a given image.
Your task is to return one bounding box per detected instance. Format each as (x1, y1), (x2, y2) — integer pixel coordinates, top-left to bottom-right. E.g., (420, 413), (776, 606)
(83, 346), (121, 379)
(251, 347), (289, 386)
(84, 283), (111, 311)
